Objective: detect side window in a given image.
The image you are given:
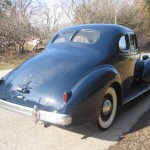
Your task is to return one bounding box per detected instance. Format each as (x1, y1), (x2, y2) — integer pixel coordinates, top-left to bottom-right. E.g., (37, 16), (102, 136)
(119, 35), (129, 51)
(130, 34), (138, 53)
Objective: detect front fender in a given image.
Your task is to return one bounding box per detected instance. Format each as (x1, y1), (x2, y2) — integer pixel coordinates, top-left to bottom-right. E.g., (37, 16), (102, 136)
(143, 59), (150, 83)
(64, 65), (122, 125)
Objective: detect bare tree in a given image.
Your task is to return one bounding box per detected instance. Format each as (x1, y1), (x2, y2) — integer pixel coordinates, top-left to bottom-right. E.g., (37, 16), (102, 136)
(0, 0), (41, 53)
(31, 3), (61, 51)
(0, 0), (150, 54)
(61, 0), (150, 46)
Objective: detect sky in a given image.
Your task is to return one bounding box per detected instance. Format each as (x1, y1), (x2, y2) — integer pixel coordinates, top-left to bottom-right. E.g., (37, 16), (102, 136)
(39, 0), (134, 26)
(39, 0), (73, 26)
(42, 0), (82, 6)
(42, 0), (66, 5)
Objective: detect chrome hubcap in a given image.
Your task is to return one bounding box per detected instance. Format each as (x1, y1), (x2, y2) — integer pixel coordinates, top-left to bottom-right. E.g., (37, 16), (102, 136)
(102, 100), (112, 115)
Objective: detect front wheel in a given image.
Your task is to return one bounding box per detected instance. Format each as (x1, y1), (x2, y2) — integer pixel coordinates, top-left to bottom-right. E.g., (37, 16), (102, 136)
(97, 87), (117, 130)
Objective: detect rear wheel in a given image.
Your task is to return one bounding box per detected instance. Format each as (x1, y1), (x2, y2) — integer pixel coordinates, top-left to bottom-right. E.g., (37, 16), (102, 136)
(97, 87), (117, 130)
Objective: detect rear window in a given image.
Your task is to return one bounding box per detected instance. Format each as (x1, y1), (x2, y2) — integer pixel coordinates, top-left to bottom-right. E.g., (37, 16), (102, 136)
(53, 31), (74, 44)
(52, 29), (99, 44)
(72, 30), (99, 44)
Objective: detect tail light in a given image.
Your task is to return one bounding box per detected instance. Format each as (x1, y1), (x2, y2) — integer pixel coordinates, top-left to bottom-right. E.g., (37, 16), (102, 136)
(63, 91), (72, 103)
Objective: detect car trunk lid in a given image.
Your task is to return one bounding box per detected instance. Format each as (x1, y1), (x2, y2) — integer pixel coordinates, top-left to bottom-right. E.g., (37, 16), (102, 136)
(3, 46), (105, 111)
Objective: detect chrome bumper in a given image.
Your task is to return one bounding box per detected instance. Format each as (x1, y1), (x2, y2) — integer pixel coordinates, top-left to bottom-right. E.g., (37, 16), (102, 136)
(0, 99), (72, 125)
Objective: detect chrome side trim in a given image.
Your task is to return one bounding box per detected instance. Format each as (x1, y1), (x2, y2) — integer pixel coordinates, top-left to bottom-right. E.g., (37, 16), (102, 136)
(122, 86), (150, 105)
(0, 99), (72, 125)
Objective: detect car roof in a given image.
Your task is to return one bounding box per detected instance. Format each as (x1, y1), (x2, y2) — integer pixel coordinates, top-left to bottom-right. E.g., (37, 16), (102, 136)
(58, 24), (132, 33)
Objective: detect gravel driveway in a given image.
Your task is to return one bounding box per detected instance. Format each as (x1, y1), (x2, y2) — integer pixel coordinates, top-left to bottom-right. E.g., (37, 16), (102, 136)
(0, 70), (150, 150)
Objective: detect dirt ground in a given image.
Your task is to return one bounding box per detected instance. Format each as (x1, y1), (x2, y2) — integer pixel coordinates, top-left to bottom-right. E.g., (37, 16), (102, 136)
(108, 108), (150, 150)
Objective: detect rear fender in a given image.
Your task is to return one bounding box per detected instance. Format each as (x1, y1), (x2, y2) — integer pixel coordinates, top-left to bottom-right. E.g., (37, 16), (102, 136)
(64, 65), (122, 124)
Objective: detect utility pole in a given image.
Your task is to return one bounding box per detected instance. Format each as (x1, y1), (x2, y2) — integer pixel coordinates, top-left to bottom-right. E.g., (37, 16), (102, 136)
(115, 7), (117, 24)
(114, 1), (133, 24)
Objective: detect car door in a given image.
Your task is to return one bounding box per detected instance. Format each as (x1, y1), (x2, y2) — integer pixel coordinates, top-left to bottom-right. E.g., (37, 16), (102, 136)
(114, 33), (139, 97)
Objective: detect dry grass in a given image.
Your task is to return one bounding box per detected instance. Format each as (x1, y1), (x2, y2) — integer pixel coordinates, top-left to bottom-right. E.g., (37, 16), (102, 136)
(0, 51), (35, 70)
(0, 44), (149, 70)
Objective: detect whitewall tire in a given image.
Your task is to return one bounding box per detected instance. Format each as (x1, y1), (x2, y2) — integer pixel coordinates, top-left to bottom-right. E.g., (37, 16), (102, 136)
(97, 87), (117, 130)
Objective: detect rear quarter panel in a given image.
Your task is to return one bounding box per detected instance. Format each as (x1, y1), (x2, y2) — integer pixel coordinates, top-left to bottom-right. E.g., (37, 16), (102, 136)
(62, 65), (122, 125)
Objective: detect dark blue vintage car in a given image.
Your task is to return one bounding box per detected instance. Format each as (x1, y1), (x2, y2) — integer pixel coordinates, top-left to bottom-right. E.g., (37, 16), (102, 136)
(0, 24), (150, 130)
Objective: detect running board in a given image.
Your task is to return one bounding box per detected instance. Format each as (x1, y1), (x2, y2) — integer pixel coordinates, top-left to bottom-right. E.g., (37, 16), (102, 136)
(122, 86), (150, 105)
